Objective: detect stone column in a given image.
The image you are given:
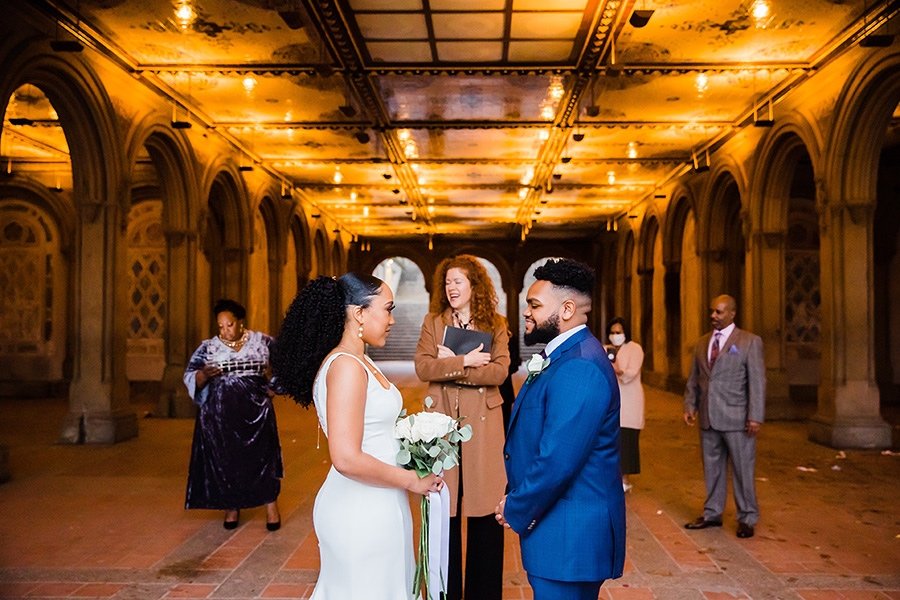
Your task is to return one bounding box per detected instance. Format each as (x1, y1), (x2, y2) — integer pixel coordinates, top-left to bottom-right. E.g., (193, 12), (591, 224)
(809, 201), (890, 448)
(749, 229), (792, 419)
(60, 199), (137, 443)
(157, 228), (197, 418)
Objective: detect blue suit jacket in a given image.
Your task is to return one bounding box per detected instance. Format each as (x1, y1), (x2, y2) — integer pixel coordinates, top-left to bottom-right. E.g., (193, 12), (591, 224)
(504, 327), (626, 582)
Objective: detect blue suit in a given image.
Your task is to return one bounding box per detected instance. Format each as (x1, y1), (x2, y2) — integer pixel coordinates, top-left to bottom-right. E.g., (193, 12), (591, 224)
(504, 327), (626, 598)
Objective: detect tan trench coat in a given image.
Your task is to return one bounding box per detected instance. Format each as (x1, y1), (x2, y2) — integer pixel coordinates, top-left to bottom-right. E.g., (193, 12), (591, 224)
(414, 310), (510, 517)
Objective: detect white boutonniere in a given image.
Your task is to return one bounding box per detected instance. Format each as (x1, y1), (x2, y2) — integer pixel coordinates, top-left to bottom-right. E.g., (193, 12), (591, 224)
(525, 353), (550, 384)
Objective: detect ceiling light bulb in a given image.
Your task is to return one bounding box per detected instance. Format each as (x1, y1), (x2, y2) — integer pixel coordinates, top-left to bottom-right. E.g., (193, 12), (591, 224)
(350, 191), (358, 202)
(627, 142), (638, 159)
(175, 2), (195, 28)
(540, 104), (555, 121)
(548, 75), (565, 101)
(242, 75), (258, 93)
(518, 187), (528, 199)
(363, 206), (370, 217)
(607, 170), (616, 185)
(749, 0), (771, 28)
(695, 72), (709, 96)
(333, 166), (343, 184)
(538, 129), (550, 141)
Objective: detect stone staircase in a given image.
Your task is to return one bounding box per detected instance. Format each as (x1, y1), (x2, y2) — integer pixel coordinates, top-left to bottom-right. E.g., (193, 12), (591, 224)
(368, 302), (429, 361)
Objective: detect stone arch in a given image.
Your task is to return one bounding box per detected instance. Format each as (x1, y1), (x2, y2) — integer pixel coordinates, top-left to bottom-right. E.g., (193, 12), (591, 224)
(203, 169), (249, 310)
(0, 41), (139, 442)
(0, 45), (126, 219)
(808, 48), (900, 448)
(750, 125), (822, 419)
(123, 120), (201, 415)
(662, 190), (698, 386)
(331, 236), (345, 274)
(288, 213), (312, 292)
(826, 50), (900, 208)
(702, 169), (747, 310)
(312, 225), (330, 277)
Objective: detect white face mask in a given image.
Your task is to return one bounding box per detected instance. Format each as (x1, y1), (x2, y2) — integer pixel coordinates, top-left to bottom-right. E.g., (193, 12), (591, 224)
(609, 333), (626, 347)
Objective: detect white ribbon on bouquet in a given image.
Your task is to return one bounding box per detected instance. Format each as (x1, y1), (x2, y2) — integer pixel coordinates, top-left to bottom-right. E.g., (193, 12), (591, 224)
(426, 484), (450, 599)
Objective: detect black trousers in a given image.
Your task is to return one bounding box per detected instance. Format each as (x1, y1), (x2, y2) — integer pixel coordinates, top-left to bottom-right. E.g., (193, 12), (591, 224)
(446, 513), (505, 600)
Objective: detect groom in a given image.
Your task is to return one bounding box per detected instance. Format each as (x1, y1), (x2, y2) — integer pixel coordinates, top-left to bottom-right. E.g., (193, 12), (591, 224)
(496, 258), (625, 600)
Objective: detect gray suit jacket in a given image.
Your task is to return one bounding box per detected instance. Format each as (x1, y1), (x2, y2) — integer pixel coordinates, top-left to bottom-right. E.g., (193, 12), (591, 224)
(684, 327), (766, 431)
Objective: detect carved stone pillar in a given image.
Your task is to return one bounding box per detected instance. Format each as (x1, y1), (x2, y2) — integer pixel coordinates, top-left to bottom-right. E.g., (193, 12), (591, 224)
(749, 229), (792, 419)
(809, 202), (890, 448)
(60, 198), (137, 443)
(157, 228), (197, 418)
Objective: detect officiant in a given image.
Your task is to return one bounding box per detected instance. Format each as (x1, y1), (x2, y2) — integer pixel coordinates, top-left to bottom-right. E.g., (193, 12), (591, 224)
(414, 254), (510, 600)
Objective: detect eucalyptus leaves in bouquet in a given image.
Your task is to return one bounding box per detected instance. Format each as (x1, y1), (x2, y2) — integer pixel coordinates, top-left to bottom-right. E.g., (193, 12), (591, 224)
(394, 397), (472, 599)
(395, 397), (473, 476)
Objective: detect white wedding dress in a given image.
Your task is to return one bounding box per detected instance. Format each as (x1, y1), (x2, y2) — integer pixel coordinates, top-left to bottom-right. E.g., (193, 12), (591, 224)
(310, 352), (415, 600)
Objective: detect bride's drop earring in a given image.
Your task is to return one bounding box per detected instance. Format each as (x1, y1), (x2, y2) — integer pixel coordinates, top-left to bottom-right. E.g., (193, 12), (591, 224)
(358, 323), (364, 338)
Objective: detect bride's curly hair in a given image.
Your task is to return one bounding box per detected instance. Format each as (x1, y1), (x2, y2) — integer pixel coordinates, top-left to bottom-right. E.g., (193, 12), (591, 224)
(429, 254), (501, 331)
(271, 273), (384, 408)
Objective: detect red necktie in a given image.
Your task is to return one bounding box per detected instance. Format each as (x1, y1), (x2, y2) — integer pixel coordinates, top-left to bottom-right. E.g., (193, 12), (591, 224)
(709, 333), (721, 368)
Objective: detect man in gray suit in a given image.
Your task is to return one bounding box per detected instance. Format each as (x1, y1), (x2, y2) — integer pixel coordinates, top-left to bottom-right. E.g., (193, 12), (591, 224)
(683, 294), (765, 538)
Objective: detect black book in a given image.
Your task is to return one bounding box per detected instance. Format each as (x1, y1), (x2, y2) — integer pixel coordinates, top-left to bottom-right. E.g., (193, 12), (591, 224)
(442, 326), (492, 355)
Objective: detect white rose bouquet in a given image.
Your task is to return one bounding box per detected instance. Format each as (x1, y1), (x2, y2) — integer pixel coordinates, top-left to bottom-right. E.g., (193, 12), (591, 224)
(395, 397), (472, 599)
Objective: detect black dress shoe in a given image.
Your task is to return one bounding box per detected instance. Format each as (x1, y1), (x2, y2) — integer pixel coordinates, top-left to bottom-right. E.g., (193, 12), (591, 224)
(223, 509), (240, 530)
(736, 522), (755, 538)
(266, 520), (281, 532)
(684, 516), (723, 529)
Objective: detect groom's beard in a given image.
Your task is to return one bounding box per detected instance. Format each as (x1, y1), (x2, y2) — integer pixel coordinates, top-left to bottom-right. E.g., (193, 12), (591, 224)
(524, 313), (560, 345)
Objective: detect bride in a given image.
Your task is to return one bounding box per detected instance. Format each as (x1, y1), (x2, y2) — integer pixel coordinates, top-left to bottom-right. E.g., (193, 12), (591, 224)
(272, 273), (443, 599)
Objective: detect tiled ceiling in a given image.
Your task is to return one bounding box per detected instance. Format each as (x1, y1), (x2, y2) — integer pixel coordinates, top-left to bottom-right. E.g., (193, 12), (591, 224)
(2, 0), (895, 240)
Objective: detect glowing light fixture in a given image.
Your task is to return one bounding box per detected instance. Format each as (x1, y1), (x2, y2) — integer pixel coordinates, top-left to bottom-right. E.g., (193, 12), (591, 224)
(695, 72), (709, 96)
(627, 142), (638, 159)
(242, 74), (258, 93)
(748, 0), (772, 29)
(175, 2), (196, 29)
(332, 166), (343, 184)
(607, 171), (616, 185)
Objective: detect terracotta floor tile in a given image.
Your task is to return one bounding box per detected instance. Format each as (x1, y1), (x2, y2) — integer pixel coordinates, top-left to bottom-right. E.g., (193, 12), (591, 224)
(1, 379), (897, 600)
(161, 583), (217, 598)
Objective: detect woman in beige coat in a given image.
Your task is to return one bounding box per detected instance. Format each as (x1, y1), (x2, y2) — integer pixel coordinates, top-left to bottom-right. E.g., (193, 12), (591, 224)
(414, 254), (510, 600)
(606, 316), (645, 493)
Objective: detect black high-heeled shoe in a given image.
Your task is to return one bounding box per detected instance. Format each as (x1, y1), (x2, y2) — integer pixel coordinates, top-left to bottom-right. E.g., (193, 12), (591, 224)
(223, 509), (240, 530)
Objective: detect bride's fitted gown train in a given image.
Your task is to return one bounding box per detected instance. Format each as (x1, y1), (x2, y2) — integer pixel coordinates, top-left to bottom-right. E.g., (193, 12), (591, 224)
(310, 352), (415, 600)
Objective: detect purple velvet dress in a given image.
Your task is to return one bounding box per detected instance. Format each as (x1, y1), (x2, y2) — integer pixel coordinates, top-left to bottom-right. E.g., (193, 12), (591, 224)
(183, 330), (283, 509)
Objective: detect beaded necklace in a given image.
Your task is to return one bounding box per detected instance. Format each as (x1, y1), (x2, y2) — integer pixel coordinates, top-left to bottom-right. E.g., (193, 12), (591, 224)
(219, 329), (249, 350)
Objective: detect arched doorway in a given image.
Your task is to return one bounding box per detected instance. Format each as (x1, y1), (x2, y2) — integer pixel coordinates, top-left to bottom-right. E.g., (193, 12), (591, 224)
(0, 84), (71, 398)
(370, 256), (428, 360)
(874, 108), (900, 418)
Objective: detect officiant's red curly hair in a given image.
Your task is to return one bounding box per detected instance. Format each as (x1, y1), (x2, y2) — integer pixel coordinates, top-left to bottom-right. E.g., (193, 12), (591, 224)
(430, 254), (502, 331)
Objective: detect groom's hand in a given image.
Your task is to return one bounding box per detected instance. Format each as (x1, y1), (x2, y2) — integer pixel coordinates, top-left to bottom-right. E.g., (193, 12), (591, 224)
(494, 496), (510, 528)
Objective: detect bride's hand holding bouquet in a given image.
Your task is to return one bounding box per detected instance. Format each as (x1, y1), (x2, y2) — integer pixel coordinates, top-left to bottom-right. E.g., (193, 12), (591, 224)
(395, 397), (472, 599)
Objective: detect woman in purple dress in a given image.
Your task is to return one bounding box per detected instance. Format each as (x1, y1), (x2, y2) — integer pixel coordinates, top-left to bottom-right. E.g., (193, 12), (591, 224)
(183, 299), (283, 530)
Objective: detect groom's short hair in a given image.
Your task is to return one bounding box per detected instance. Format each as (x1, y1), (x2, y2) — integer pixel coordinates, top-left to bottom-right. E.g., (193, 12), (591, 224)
(534, 258), (595, 297)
